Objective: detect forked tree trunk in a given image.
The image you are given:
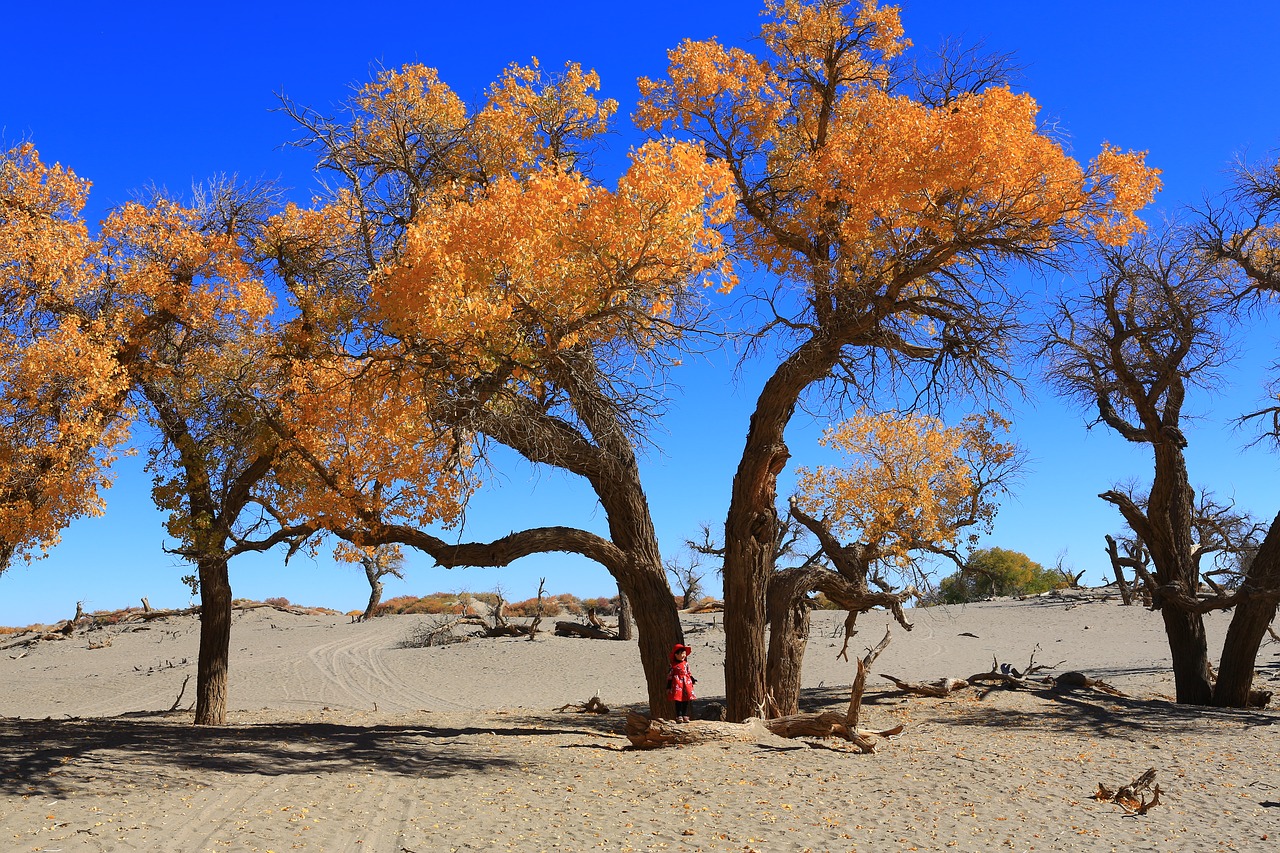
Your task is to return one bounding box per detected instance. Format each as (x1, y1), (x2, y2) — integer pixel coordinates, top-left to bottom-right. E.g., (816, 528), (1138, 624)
(723, 522), (774, 721)
(1214, 511), (1280, 707)
(194, 555), (233, 726)
(722, 332), (841, 722)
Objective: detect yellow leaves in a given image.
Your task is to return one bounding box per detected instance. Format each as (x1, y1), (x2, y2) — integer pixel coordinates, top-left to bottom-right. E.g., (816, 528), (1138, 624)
(476, 60), (617, 174)
(1087, 144), (1162, 245)
(100, 198), (274, 334)
(374, 139), (735, 366)
(639, 1), (1160, 295)
(794, 410), (1017, 566)
(353, 64), (469, 175)
(271, 354), (474, 534)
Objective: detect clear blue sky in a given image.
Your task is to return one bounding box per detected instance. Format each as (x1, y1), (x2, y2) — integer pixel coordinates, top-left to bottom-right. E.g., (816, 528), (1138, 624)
(3, 1), (1279, 626)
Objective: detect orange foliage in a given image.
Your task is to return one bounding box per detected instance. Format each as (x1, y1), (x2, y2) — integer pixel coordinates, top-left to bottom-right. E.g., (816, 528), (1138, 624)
(638, 0), (1159, 289)
(267, 59), (736, 551)
(0, 145), (128, 564)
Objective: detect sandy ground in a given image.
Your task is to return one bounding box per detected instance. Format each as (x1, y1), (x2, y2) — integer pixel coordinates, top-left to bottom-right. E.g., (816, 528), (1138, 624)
(1, 596), (1278, 852)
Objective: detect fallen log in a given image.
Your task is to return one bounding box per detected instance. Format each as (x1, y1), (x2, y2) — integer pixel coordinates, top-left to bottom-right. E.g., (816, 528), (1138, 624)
(554, 621), (616, 640)
(626, 627), (901, 752)
(624, 712), (903, 751)
(880, 675), (969, 697)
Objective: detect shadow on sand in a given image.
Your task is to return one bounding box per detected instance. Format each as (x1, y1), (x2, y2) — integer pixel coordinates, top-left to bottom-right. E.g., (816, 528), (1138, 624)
(0, 713), (608, 797)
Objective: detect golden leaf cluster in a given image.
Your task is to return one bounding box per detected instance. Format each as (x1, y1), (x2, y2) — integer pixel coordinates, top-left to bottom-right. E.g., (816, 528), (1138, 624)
(638, 0), (1160, 286)
(794, 410), (1018, 567)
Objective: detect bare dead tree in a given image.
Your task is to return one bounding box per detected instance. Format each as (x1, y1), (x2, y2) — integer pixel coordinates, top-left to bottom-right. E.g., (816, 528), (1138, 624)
(665, 550), (706, 610)
(1044, 224), (1270, 705)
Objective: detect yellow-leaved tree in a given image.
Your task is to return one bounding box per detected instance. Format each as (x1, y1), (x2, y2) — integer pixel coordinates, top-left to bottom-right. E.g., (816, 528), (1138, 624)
(638, 0), (1160, 719)
(267, 60), (736, 715)
(760, 410), (1020, 714)
(0, 145), (129, 573)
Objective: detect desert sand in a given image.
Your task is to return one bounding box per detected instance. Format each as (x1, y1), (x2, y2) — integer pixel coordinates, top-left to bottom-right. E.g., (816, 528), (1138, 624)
(1, 595), (1277, 852)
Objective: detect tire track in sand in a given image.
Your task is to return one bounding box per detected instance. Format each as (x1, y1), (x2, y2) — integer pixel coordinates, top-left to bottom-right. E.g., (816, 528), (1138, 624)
(295, 625), (471, 712)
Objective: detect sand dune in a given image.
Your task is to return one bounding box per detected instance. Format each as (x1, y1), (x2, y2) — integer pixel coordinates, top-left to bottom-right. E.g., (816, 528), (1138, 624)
(2, 597), (1277, 851)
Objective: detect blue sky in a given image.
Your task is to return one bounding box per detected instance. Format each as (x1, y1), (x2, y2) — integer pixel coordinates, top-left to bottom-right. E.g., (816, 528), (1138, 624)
(3, 1), (1280, 625)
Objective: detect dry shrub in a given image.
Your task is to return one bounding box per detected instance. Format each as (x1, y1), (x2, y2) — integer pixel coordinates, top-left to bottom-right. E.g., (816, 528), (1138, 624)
(580, 596), (618, 615)
(398, 616), (476, 648)
(88, 608), (139, 625)
(377, 594), (458, 615)
(552, 593), (584, 615)
(507, 596), (559, 617)
(264, 596), (292, 608)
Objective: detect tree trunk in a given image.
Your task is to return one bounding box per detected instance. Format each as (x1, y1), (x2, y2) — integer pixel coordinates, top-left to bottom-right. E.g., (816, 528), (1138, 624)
(1214, 510), (1280, 707)
(765, 567), (822, 717)
(362, 577), (384, 621)
(723, 522), (773, 721)
(194, 555), (233, 726)
(721, 333), (841, 722)
(616, 587), (634, 641)
(1160, 605), (1213, 705)
(620, 565), (683, 719)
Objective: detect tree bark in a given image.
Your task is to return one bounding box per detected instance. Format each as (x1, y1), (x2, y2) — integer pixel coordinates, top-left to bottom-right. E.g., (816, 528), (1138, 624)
(362, 577), (384, 622)
(194, 555), (233, 726)
(1214, 510), (1280, 707)
(765, 566), (824, 717)
(1159, 605), (1213, 706)
(616, 588), (635, 641)
(722, 331), (847, 721)
(619, 563), (683, 719)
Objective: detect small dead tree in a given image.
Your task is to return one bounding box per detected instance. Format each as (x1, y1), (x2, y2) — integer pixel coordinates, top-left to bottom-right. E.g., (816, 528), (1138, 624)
(666, 549), (706, 610)
(1105, 534), (1147, 606)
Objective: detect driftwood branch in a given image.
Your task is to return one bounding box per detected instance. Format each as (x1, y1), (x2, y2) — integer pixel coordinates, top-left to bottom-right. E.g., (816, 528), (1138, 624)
(626, 628), (900, 752)
(1094, 767), (1162, 814)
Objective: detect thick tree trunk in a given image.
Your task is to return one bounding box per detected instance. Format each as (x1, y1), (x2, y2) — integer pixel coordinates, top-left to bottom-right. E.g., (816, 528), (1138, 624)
(194, 555), (233, 726)
(765, 568), (822, 717)
(1160, 605), (1213, 705)
(1214, 511), (1280, 707)
(723, 521), (773, 722)
(362, 578), (384, 621)
(722, 332), (843, 722)
(619, 564), (683, 718)
(590, 455), (683, 719)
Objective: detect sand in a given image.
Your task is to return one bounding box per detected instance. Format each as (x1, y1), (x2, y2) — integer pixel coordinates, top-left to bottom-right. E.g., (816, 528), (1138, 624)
(1, 596), (1277, 852)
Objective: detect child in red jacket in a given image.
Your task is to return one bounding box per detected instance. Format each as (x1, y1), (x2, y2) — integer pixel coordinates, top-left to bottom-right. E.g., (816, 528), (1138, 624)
(667, 643), (696, 722)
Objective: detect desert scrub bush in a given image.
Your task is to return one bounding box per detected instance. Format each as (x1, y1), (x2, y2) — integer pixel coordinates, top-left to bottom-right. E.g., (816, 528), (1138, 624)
(935, 547), (1067, 603)
(580, 596), (618, 615)
(507, 596), (558, 617)
(398, 616), (479, 648)
(377, 593), (458, 615)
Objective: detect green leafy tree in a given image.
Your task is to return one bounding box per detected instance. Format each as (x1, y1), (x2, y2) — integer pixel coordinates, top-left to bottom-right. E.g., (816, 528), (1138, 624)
(937, 547), (1064, 603)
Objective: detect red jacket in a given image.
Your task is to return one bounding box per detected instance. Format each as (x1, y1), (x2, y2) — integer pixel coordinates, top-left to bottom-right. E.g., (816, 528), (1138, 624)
(666, 644), (696, 702)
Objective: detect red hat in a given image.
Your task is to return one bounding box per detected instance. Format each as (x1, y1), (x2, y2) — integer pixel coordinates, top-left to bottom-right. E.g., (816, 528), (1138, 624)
(672, 643), (692, 655)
